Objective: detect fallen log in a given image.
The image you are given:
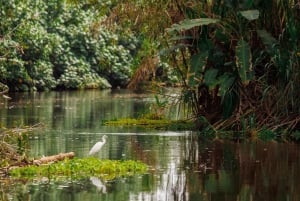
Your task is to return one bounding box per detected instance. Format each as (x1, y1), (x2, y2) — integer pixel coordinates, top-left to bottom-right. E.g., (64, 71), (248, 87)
(1, 152), (76, 177)
(33, 152), (75, 165)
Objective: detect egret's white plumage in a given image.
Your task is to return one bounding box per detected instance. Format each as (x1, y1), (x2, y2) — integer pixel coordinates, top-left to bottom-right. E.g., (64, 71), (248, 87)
(88, 135), (108, 156)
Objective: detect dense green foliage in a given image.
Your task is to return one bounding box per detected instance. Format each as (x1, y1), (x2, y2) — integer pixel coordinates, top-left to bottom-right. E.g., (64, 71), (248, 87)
(161, 0), (300, 134)
(1, 0), (299, 135)
(0, 0), (139, 90)
(102, 0), (300, 135)
(9, 157), (148, 180)
(100, 0), (300, 135)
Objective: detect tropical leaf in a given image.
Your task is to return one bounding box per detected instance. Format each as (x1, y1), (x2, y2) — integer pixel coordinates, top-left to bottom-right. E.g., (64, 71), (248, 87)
(204, 68), (218, 88)
(217, 73), (237, 119)
(257, 30), (278, 55)
(159, 43), (190, 55)
(166, 18), (219, 33)
(218, 73), (235, 97)
(222, 87), (239, 119)
(183, 89), (194, 103)
(235, 40), (253, 84)
(169, 35), (194, 41)
(189, 51), (208, 86)
(239, 10), (259, 21)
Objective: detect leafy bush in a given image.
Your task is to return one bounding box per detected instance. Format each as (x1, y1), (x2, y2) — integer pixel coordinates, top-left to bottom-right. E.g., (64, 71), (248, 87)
(31, 60), (56, 91)
(164, 1), (300, 133)
(57, 59), (111, 89)
(0, 0), (139, 91)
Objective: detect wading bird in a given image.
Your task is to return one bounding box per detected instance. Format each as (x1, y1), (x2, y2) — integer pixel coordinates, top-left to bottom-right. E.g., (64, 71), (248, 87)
(88, 135), (108, 156)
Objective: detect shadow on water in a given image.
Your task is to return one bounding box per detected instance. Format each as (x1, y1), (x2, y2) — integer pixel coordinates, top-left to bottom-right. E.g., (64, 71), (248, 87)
(1, 90), (300, 201)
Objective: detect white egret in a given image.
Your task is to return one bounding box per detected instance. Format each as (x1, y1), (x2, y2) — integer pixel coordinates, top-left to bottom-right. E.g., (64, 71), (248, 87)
(88, 135), (108, 156)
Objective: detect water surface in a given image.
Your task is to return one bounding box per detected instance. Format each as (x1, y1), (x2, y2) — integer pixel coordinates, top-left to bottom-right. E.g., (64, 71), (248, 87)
(1, 90), (300, 201)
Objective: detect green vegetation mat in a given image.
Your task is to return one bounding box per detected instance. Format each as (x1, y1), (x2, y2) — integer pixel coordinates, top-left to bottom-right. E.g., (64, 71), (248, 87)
(9, 158), (148, 181)
(104, 118), (195, 130)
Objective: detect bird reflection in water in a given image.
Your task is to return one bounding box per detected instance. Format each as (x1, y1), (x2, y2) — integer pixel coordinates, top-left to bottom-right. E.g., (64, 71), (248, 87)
(90, 176), (107, 193)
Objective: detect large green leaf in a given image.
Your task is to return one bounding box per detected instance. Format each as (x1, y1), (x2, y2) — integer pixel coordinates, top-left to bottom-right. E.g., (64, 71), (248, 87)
(235, 40), (253, 84)
(222, 88), (239, 119)
(189, 51), (208, 86)
(166, 18), (219, 33)
(218, 73), (235, 97)
(239, 10), (259, 21)
(159, 43), (189, 56)
(169, 35), (194, 41)
(257, 30), (278, 55)
(217, 73), (237, 118)
(204, 68), (218, 88)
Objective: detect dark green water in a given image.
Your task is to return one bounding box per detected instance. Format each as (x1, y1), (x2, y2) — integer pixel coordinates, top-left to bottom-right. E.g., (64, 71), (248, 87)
(1, 90), (300, 201)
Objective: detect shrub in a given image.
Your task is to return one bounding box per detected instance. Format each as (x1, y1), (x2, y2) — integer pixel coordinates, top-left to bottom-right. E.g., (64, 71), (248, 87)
(0, 0), (139, 91)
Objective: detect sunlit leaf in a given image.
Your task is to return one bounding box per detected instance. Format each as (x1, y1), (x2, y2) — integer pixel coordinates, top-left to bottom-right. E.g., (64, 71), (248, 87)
(222, 89), (238, 119)
(235, 40), (253, 84)
(189, 51), (208, 86)
(169, 35), (194, 41)
(204, 68), (218, 88)
(239, 10), (259, 21)
(159, 43), (190, 55)
(257, 30), (278, 54)
(166, 18), (219, 33)
(218, 73), (235, 97)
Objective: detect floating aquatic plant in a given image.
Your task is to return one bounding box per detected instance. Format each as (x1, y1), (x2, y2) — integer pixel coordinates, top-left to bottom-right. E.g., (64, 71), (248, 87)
(9, 158), (148, 181)
(104, 118), (194, 130)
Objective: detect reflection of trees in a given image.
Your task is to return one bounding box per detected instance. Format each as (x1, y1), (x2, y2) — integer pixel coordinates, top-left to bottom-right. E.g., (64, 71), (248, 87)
(3, 132), (300, 201)
(237, 141), (300, 201)
(129, 134), (191, 201)
(167, 164), (187, 201)
(130, 135), (158, 167)
(0, 90), (154, 157)
(2, 90), (300, 201)
(185, 137), (300, 201)
(0, 90), (149, 130)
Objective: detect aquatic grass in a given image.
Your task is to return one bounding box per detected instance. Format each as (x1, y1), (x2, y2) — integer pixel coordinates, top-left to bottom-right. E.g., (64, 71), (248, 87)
(103, 118), (195, 130)
(9, 158), (148, 181)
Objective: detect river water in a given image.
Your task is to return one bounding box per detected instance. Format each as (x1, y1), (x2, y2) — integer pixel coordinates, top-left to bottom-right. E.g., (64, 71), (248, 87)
(1, 90), (300, 201)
